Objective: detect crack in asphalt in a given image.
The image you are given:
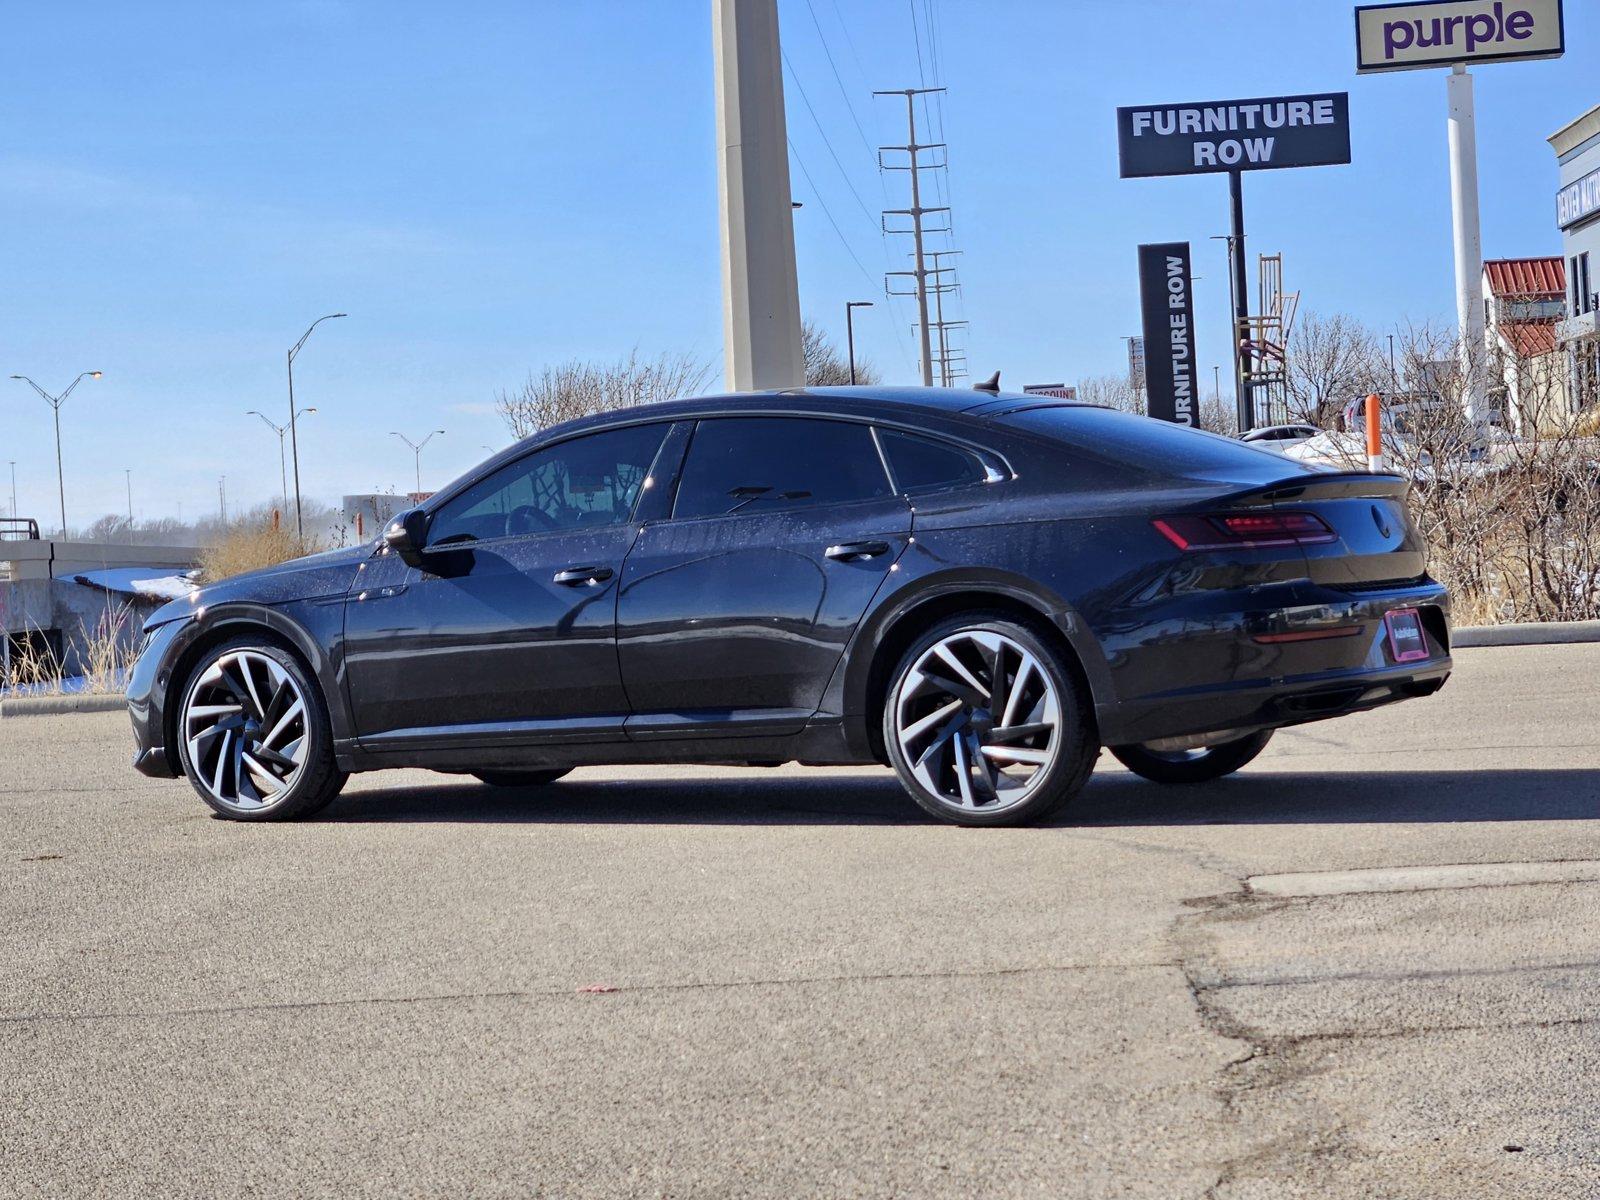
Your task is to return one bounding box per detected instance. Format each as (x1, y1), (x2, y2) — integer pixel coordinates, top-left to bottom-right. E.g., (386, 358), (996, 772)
(1196, 956), (1600, 993)
(0, 958), (1182, 1027)
(1171, 885), (1600, 1198)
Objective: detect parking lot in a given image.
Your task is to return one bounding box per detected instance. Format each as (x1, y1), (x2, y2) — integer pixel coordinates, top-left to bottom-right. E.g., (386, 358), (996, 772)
(4, 642), (1599, 1198)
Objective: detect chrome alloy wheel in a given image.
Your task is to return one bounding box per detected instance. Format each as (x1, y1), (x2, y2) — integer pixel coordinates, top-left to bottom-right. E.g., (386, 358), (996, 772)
(182, 649), (308, 811)
(893, 630), (1062, 813)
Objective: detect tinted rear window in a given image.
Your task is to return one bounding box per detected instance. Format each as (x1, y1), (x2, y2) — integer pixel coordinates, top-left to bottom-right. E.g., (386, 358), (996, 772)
(673, 417), (892, 519)
(878, 429), (984, 493)
(1000, 406), (1286, 475)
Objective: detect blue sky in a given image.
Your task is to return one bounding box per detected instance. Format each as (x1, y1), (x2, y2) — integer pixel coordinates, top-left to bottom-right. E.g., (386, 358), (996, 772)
(4, 0), (1593, 526)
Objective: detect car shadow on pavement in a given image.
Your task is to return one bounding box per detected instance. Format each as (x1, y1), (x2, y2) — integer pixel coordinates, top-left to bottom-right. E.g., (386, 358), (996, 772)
(317, 766), (1600, 827)
(1071, 768), (1600, 826)
(322, 773), (926, 826)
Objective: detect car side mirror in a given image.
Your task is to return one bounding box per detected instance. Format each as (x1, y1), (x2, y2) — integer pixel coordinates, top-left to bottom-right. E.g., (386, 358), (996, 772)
(384, 508), (429, 568)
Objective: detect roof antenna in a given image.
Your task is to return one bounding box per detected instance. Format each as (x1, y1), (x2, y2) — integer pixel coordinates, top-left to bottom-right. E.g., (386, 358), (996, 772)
(973, 370), (1001, 394)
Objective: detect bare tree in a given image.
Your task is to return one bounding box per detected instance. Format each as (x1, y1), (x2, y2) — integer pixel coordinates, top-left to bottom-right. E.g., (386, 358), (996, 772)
(803, 319), (879, 387)
(496, 350), (715, 440)
(1076, 372), (1235, 436)
(82, 513), (131, 543)
(1074, 373), (1142, 414)
(1285, 311), (1384, 427)
(1198, 390), (1237, 437)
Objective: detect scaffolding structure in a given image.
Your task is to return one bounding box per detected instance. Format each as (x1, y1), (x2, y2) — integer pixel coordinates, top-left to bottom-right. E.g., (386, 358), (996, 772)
(1244, 253), (1300, 426)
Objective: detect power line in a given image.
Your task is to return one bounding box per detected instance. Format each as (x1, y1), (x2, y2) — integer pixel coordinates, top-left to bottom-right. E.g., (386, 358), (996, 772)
(908, 1), (947, 211)
(782, 50), (878, 227)
(787, 137), (876, 285)
(783, 7), (920, 379)
(827, 0), (873, 89)
(801, 0), (876, 166)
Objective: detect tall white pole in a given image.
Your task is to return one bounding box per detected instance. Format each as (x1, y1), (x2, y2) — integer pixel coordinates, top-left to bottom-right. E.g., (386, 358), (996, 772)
(1447, 64), (1486, 422)
(712, 0), (805, 392)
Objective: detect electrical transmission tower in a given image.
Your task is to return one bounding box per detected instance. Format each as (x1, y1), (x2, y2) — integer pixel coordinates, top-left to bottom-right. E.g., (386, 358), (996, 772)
(875, 87), (949, 386)
(890, 251), (966, 385)
(927, 249), (967, 386)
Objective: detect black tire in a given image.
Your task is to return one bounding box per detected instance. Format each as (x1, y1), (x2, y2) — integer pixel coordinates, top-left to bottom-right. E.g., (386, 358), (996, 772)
(174, 636), (347, 821)
(882, 611), (1098, 827)
(1110, 730), (1274, 785)
(471, 768), (572, 788)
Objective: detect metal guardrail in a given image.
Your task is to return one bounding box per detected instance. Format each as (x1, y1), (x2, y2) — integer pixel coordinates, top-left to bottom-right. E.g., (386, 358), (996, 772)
(0, 518), (41, 541)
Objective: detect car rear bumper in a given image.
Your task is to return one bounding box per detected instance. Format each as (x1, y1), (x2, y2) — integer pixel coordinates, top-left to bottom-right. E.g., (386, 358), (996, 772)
(1095, 577), (1452, 747)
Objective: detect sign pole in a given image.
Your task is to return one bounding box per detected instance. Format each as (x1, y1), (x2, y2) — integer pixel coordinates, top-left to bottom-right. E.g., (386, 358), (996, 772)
(1228, 169), (1252, 433)
(1446, 64), (1486, 421)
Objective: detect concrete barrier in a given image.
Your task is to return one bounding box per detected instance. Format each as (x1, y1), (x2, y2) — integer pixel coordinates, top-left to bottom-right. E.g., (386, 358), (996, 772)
(1453, 620), (1600, 647)
(0, 693), (127, 717)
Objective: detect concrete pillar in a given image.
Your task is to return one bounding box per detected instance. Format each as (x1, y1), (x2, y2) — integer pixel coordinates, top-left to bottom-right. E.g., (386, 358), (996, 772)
(713, 0), (805, 392)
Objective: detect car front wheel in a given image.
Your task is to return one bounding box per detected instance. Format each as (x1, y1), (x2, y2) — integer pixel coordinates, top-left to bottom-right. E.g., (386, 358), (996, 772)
(1110, 730), (1273, 784)
(175, 637), (347, 820)
(883, 614), (1098, 826)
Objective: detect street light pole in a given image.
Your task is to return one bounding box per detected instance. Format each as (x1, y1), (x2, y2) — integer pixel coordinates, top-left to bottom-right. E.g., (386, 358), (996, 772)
(10, 370), (101, 537)
(286, 313), (346, 543)
(125, 468), (133, 537)
(249, 408), (316, 510)
(7, 461), (15, 520)
(391, 430), (445, 494)
(845, 301), (874, 385)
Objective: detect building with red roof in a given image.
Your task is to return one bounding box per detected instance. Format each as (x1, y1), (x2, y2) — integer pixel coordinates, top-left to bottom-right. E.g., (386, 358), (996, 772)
(1481, 256), (1568, 431)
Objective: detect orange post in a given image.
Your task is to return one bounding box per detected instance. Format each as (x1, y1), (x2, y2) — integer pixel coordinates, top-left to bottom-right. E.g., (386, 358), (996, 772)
(1364, 393), (1383, 472)
(271, 508), (281, 532)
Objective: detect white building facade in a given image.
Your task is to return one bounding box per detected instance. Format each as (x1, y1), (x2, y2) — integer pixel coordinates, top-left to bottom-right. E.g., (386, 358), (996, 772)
(1551, 103), (1600, 413)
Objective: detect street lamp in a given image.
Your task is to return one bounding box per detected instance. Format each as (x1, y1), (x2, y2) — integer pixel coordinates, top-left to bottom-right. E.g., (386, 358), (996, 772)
(248, 407), (316, 509)
(125, 468), (133, 538)
(10, 370), (101, 537)
(845, 301), (874, 386)
(286, 313), (346, 542)
(391, 429), (445, 494)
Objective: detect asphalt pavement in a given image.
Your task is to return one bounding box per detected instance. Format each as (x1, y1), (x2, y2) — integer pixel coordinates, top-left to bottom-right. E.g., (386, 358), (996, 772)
(3, 643), (1598, 1198)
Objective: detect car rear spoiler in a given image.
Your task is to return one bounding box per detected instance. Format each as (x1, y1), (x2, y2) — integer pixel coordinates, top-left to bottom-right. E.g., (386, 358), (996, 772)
(1208, 471), (1410, 507)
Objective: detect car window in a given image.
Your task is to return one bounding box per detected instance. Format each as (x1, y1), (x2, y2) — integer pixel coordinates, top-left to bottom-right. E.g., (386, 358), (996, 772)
(1000, 405), (1287, 474)
(878, 429), (985, 493)
(672, 417), (891, 519)
(428, 423), (668, 544)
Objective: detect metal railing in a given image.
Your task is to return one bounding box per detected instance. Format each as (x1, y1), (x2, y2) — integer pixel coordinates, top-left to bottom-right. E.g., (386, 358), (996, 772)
(0, 517), (41, 541)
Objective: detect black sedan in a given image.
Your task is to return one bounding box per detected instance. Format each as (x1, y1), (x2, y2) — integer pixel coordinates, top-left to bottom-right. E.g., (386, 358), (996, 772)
(128, 387), (1451, 826)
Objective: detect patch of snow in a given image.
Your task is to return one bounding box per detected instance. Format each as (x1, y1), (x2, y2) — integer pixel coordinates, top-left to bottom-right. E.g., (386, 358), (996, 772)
(71, 568), (199, 601)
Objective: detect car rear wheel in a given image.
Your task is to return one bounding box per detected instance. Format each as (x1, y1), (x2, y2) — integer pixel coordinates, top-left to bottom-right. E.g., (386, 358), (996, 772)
(883, 614), (1098, 826)
(471, 768), (572, 788)
(175, 637), (347, 820)
(1110, 730), (1273, 784)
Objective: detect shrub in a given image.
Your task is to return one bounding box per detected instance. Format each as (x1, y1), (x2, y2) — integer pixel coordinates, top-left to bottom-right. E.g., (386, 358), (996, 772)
(198, 521), (309, 583)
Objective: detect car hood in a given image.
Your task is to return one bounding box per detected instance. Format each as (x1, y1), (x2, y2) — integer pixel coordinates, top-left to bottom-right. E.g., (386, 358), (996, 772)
(145, 542), (375, 629)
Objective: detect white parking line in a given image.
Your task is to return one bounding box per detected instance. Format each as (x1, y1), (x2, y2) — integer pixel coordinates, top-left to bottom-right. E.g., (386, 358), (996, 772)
(1248, 860), (1600, 897)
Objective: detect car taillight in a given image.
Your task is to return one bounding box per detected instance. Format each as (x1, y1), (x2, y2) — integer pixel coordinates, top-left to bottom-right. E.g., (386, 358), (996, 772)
(1152, 511), (1337, 551)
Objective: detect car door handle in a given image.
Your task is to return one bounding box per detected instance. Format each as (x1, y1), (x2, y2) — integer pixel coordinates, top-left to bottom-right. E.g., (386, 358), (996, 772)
(824, 540), (891, 562)
(552, 565), (614, 586)
(356, 583), (407, 601)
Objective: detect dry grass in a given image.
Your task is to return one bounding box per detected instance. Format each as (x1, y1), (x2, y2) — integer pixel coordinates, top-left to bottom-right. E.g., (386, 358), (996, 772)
(3, 604), (138, 696)
(199, 522), (311, 583)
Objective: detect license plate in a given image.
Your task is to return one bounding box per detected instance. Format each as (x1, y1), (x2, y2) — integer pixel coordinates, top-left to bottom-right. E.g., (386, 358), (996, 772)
(1384, 607), (1429, 663)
